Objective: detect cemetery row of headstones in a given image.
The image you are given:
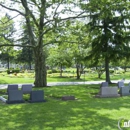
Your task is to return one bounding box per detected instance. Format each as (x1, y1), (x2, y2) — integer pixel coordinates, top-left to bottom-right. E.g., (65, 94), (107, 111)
(1, 81), (128, 104)
(0, 84), (75, 104)
(5, 84), (46, 104)
(96, 80), (130, 98)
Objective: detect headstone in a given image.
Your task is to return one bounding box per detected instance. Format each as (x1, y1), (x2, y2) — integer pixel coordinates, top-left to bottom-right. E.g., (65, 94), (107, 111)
(119, 87), (130, 96)
(62, 95), (75, 101)
(29, 90), (46, 103)
(128, 82), (130, 90)
(6, 90), (24, 104)
(100, 82), (108, 88)
(121, 78), (125, 82)
(117, 81), (124, 88)
(7, 84), (18, 94)
(21, 84), (32, 94)
(98, 82), (109, 94)
(96, 87), (120, 98)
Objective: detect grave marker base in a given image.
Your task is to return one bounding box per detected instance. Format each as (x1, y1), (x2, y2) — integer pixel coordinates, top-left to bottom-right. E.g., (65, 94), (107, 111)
(62, 95), (75, 100)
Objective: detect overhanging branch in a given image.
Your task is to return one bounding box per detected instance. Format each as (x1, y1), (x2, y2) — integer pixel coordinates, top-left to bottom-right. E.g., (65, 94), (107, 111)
(43, 12), (88, 26)
(0, 3), (25, 16)
(43, 40), (78, 47)
(0, 44), (34, 48)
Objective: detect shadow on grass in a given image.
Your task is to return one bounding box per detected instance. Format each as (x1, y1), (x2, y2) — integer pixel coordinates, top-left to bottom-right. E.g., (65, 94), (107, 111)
(0, 85), (130, 130)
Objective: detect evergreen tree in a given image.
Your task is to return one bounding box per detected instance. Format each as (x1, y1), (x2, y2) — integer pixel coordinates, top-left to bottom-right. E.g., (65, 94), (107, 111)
(81, 0), (130, 83)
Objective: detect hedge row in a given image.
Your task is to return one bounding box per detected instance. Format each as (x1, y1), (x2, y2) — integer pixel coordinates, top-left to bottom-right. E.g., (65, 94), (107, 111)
(7, 69), (20, 74)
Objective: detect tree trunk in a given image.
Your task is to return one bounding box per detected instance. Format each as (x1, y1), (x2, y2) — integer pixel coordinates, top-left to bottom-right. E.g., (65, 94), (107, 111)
(105, 57), (111, 83)
(76, 64), (80, 79)
(7, 57), (9, 69)
(28, 61), (31, 70)
(60, 64), (63, 77)
(104, 20), (111, 83)
(34, 46), (47, 87)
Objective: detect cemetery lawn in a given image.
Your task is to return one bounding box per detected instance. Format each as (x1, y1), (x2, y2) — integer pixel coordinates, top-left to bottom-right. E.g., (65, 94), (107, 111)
(0, 71), (130, 84)
(0, 84), (130, 130)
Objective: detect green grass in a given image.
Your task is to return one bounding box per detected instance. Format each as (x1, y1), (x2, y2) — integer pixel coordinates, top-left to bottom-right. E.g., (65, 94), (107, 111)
(0, 85), (130, 130)
(0, 70), (130, 84)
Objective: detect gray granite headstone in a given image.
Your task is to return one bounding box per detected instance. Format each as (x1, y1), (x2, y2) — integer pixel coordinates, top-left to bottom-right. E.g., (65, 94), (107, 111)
(7, 84), (18, 94)
(98, 82), (109, 94)
(6, 90), (24, 104)
(119, 87), (130, 96)
(117, 81), (124, 88)
(21, 84), (32, 94)
(29, 90), (46, 103)
(96, 87), (120, 98)
(100, 82), (108, 88)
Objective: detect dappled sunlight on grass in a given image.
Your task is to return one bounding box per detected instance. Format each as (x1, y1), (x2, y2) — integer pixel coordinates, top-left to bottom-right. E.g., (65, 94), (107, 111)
(0, 85), (130, 129)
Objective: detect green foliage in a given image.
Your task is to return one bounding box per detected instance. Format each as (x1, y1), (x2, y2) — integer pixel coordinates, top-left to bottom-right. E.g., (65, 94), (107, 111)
(51, 69), (61, 73)
(81, 0), (130, 82)
(47, 70), (52, 74)
(7, 68), (20, 74)
(109, 70), (114, 74)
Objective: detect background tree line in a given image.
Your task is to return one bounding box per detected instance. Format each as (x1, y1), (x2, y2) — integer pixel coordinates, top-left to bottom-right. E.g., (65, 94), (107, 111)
(0, 0), (130, 86)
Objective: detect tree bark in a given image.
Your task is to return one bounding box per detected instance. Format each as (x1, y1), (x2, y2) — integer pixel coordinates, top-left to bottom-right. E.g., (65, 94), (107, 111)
(60, 64), (63, 77)
(7, 57), (10, 69)
(104, 20), (111, 83)
(105, 57), (111, 83)
(34, 46), (47, 87)
(76, 64), (80, 79)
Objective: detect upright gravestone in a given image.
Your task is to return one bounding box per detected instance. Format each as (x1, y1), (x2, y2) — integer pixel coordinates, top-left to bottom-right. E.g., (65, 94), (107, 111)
(119, 87), (130, 96)
(98, 82), (109, 94)
(7, 84), (18, 94)
(96, 87), (120, 98)
(29, 90), (46, 103)
(100, 82), (109, 88)
(6, 90), (24, 104)
(117, 81), (124, 88)
(21, 84), (32, 94)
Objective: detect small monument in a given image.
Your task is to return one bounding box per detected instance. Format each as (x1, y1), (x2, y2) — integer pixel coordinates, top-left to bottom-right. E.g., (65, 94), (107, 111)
(6, 90), (24, 104)
(29, 90), (46, 103)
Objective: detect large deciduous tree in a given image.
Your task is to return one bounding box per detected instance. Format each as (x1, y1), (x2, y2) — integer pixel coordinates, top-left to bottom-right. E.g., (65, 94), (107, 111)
(0, 0), (86, 87)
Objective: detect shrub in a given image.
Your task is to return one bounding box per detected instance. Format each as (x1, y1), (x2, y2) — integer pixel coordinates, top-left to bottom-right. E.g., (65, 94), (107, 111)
(109, 70), (114, 74)
(7, 68), (20, 74)
(47, 70), (52, 74)
(52, 69), (60, 73)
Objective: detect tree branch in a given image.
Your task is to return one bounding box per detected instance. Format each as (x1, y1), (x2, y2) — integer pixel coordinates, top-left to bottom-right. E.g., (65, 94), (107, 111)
(43, 11), (87, 26)
(0, 3), (25, 16)
(43, 40), (78, 47)
(1, 14), (20, 24)
(0, 44), (34, 48)
(21, 0), (39, 27)
(53, 0), (64, 19)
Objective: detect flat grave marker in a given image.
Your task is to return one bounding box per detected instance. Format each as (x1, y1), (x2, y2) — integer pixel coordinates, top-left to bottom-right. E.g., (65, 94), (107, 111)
(62, 95), (75, 101)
